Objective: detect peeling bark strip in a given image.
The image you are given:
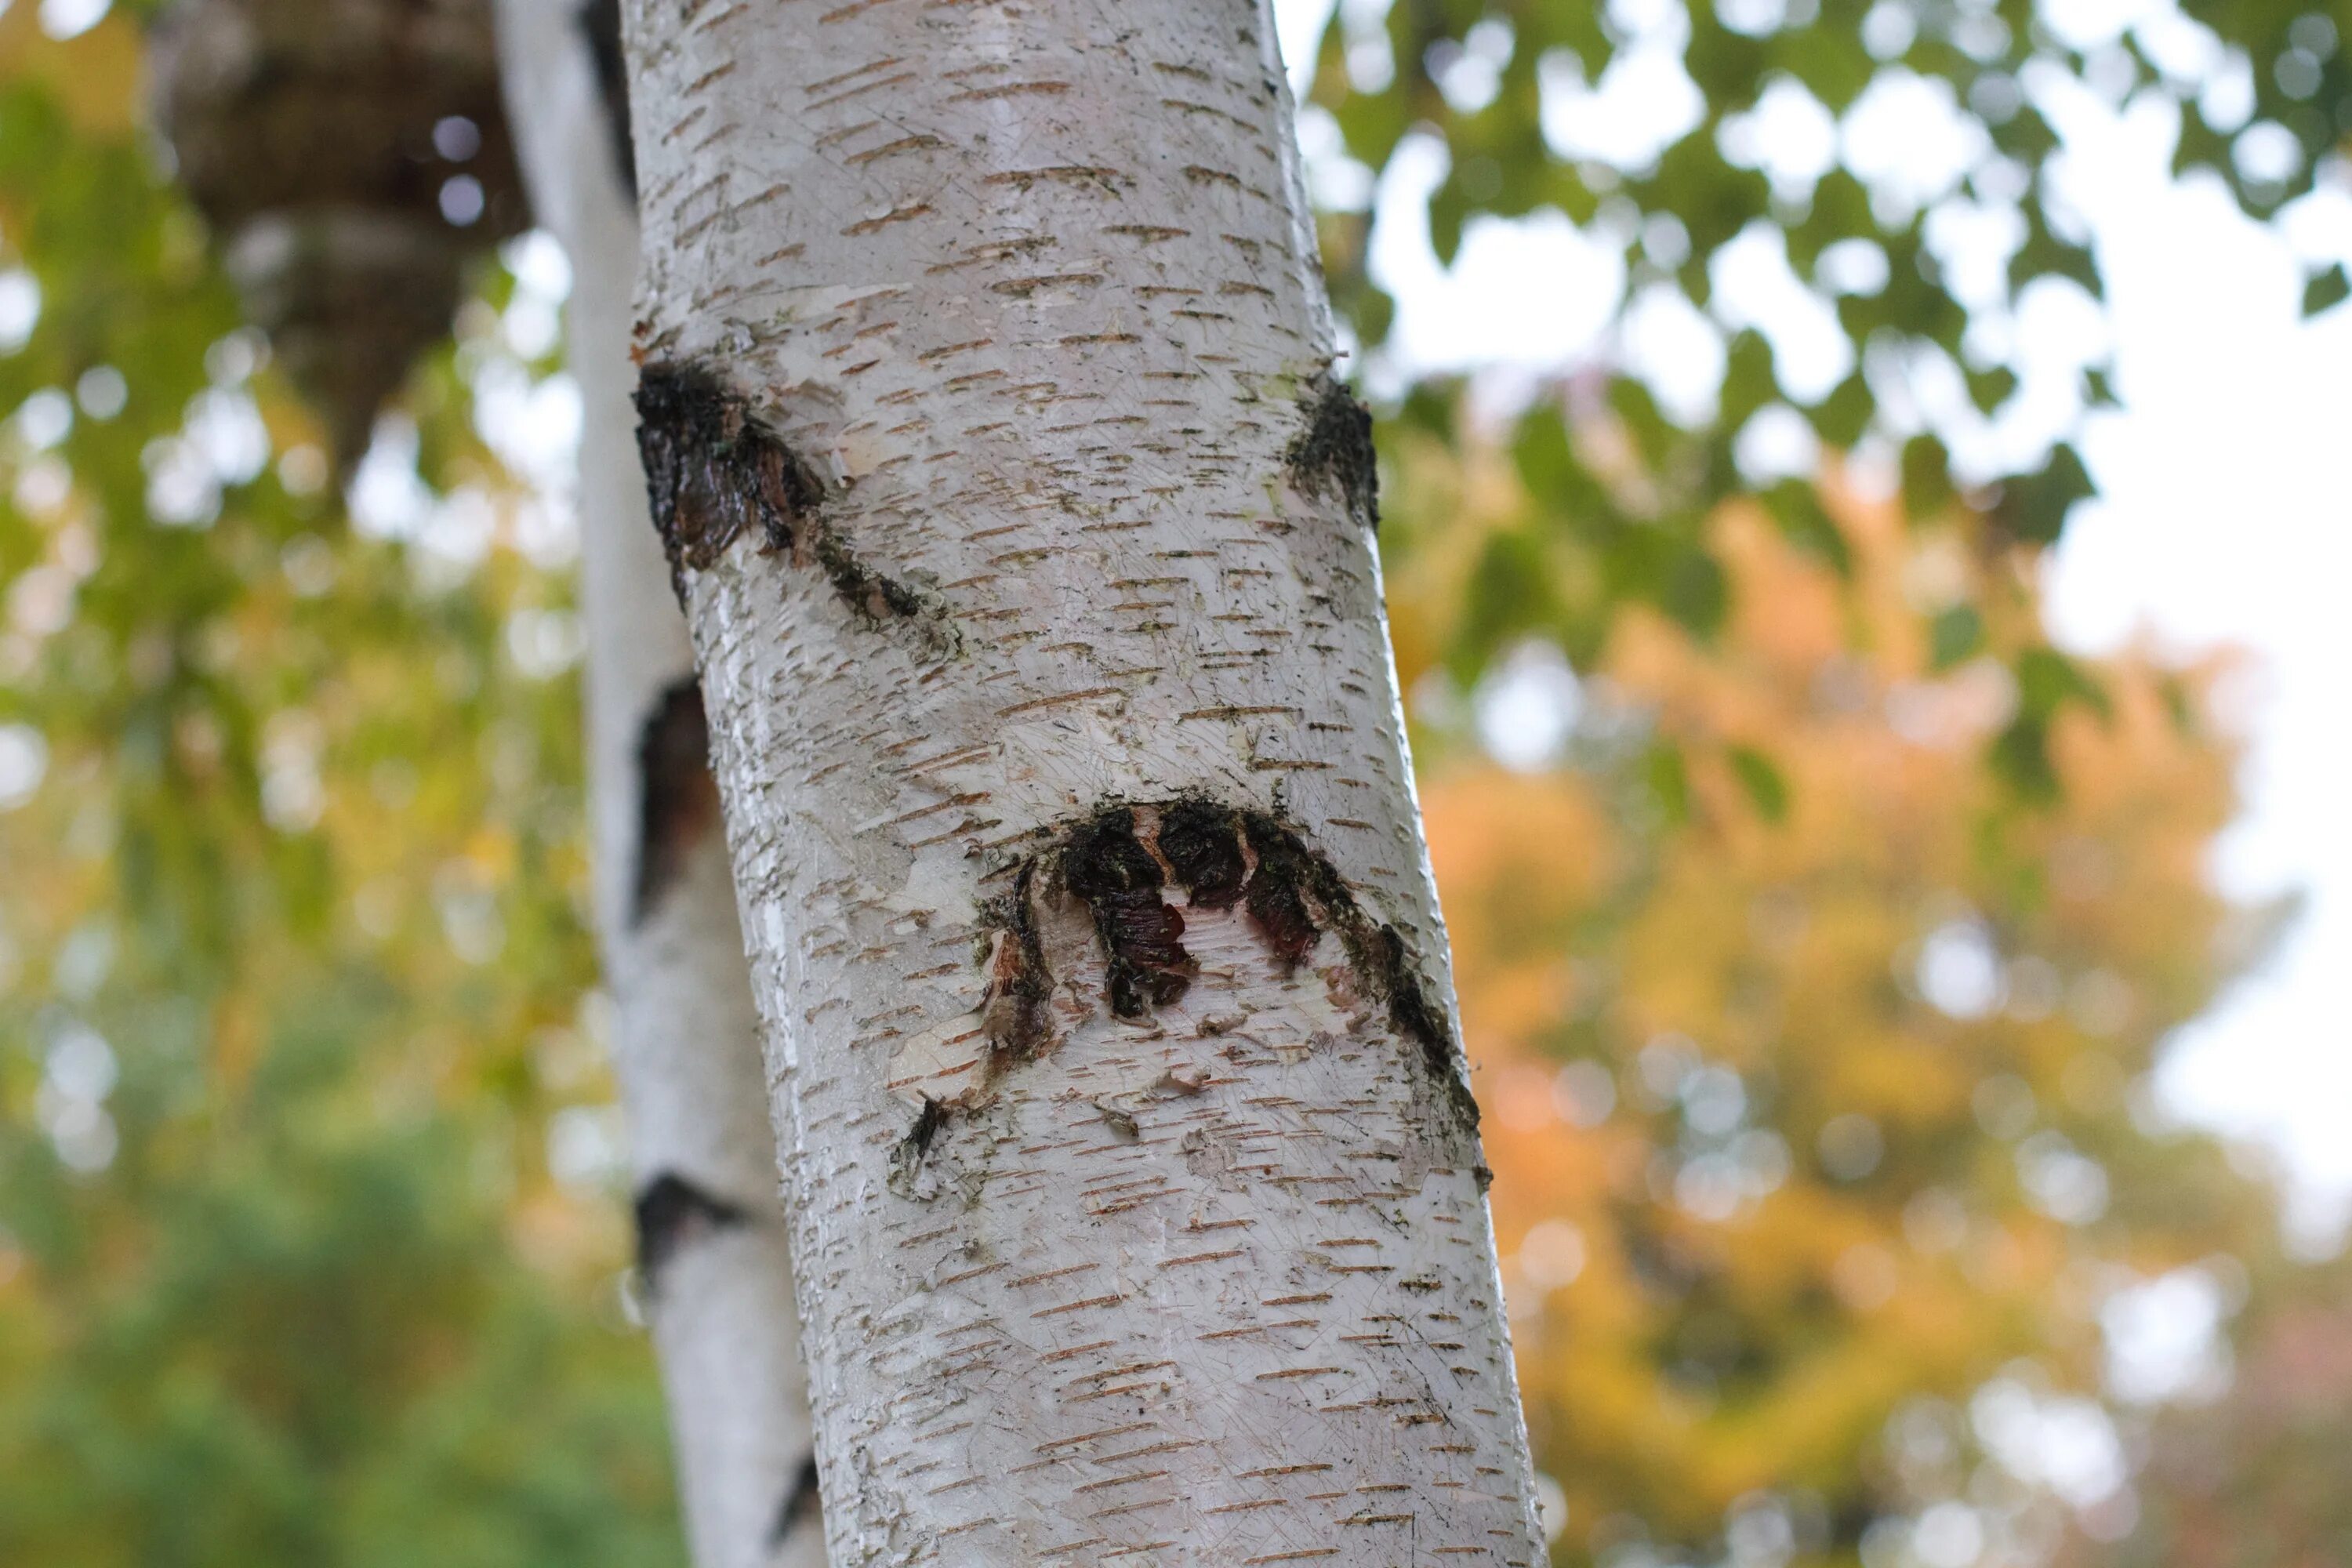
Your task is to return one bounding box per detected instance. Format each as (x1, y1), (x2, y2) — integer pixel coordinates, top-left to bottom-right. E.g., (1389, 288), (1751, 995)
(635, 362), (940, 634)
(1286, 376), (1381, 524)
(976, 863), (1053, 1066)
(631, 677), (722, 924)
(633, 1171), (749, 1288)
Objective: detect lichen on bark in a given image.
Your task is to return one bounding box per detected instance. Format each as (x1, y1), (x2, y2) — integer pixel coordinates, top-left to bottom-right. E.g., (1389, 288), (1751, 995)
(1286, 376), (1381, 525)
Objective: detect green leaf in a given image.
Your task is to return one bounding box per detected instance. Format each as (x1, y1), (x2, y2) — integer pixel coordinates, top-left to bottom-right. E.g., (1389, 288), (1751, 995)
(1722, 330), (1778, 429)
(1898, 432), (1957, 524)
(1512, 406), (1577, 498)
(1813, 371), (1874, 448)
(2302, 262), (2350, 318)
(1645, 739), (1692, 828)
(1929, 604), (1984, 670)
(1664, 547), (1730, 638)
(1763, 481), (1853, 577)
(1397, 378), (1457, 438)
(1457, 528), (1561, 679)
(2013, 644), (2109, 720)
(1994, 442), (2092, 546)
(1965, 362), (2019, 414)
(1989, 713), (2059, 803)
(1429, 177), (1468, 267)
(1728, 743), (1790, 822)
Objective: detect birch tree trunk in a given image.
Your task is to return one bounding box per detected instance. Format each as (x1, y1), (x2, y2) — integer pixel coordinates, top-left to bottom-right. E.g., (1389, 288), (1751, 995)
(619, 1), (1546, 1560)
(494, 6), (822, 1563)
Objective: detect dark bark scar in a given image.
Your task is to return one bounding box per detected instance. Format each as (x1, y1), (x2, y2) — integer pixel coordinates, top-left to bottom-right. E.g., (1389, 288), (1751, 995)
(1285, 376), (1380, 526)
(633, 1171), (748, 1291)
(927, 799), (1479, 1158)
(1063, 811), (1199, 1018)
(634, 361), (950, 647)
(768, 1452), (822, 1548)
(631, 677), (722, 924)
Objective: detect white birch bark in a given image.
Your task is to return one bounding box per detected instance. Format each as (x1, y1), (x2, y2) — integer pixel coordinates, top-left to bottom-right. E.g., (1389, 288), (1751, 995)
(619, 1), (1545, 1561)
(494, 6), (822, 1563)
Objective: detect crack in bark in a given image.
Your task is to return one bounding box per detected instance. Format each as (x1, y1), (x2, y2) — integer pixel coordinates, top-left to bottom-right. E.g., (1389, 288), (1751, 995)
(633, 1172), (749, 1290)
(575, 0), (636, 202)
(631, 677), (722, 925)
(767, 1451), (822, 1548)
(634, 362), (949, 644)
(1286, 375), (1380, 525)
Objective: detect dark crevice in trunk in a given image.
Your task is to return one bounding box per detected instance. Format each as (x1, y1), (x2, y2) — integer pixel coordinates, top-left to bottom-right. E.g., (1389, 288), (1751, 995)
(633, 1171), (748, 1290)
(634, 361), (953, 650)
(1062, 812), (1198, 1018)
(630, 677), (722, 924)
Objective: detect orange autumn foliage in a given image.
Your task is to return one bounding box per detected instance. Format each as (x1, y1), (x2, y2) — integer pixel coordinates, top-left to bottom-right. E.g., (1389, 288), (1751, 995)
(1410, 486), (2281, 1563)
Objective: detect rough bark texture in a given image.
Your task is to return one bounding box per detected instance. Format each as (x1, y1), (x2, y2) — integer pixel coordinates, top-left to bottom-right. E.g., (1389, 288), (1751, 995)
(494, 5), (822, 1565)
(621, 1), (1545, 1561)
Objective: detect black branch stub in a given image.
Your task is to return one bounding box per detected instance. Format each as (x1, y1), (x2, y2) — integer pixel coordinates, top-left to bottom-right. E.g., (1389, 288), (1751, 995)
(768, 1452), (822, 1548)
(631, 677), (722, 924)
(633, 1172), (749, 1290)
(888, 1094), (954, 1198)
(633, 361), (946, 641)
(634, 361), (822, 593)
(1286, 376), (1380, 526)
(964, 800), (1479, 1148)
(575, 0), (635, 202)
